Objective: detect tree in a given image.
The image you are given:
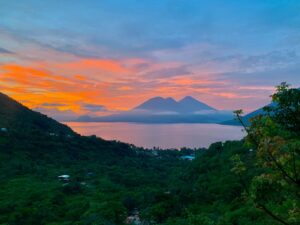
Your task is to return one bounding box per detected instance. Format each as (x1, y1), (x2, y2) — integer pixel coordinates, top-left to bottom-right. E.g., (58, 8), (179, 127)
(233, 83), (300, 225)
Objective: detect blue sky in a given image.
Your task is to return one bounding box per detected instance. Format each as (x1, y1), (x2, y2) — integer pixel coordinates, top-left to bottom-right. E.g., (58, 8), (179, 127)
(0, 0), (299, 116)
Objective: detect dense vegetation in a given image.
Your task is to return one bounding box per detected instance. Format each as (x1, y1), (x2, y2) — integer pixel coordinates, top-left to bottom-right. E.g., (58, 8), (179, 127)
(0, 83), (299, 225)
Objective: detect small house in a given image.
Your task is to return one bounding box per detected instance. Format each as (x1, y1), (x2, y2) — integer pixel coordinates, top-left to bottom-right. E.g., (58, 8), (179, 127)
(180, 155), (195, 161)
(0, 128), (8, 132)
(152, 150), (158, 156)
(125, 209), (141, 225)
(58, 175), (70, 182)
(86, 172), (95, 177)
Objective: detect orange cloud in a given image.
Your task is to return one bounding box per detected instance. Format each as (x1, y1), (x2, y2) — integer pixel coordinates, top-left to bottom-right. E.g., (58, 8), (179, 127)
(68, 59), (129, 73)
(74, 74), (87, 80)
(0, 60), (159, 113)
(49, 59), (133, 78)
(0, 57), (259, 116)
(118, 86), (133, 91)
(0, 63), (108, 112)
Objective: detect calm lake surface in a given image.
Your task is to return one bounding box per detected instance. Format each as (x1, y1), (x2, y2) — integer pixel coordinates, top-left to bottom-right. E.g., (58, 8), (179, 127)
(65, 122), (245, 149)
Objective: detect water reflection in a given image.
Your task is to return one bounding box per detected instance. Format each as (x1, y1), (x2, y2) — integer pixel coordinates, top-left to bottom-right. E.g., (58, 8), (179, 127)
(65, 122), (245, 149)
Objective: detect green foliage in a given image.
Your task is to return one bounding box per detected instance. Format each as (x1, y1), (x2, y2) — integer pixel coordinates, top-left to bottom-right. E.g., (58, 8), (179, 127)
(0, 85), (299, 225)
(234, 82), (300, 225)
(269, 82), (300, 134)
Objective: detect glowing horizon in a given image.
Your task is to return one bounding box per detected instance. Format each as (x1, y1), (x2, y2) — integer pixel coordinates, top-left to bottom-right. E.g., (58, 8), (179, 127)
(0, 0), (299, 119)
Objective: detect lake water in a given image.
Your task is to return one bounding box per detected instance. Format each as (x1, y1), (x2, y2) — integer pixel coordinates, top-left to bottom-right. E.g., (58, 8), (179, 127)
(65, 122), (245, 149)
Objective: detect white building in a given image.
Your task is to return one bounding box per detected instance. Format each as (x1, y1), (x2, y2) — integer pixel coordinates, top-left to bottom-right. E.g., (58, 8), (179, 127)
(58, 175), (70, 182)
(180, 155), (195, 161)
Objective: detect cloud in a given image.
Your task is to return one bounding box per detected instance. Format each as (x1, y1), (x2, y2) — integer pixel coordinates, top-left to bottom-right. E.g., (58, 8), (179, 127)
(219, 63), (300, 87)
(236, 50), (299, 73)
(118, 86), (133, 91)
(34, 107), (79, 122)
(56, 59), (131, 74)
(42, 103), (68, 107)
(143, 65), (192, 78)
(82, 104), (108, 112)
(0, 0), (299, 114)
(0, 47), (13, 54)
(2, 0), (298, 60)
(0, 63), (108, 111)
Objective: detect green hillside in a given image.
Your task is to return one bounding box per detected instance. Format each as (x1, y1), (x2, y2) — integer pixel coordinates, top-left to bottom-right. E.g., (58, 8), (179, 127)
(0, 83), (299, 225)
(0, 93), (73, 135)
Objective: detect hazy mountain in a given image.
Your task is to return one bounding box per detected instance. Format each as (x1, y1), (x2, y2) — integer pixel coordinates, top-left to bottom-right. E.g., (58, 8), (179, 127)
(222, 87), (300, 125)
(179, 96), (216, 111)
(76, 96), (233, 123)
(135, 97), (178, 112)
(221, 102), (276, 126)
(135, 96), (216, 113)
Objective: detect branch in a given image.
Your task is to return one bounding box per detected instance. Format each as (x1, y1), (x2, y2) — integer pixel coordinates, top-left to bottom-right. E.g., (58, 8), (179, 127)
(234, 112), (259, 147)
(265, 146), (300, 188)
(256, 203), (290, 225)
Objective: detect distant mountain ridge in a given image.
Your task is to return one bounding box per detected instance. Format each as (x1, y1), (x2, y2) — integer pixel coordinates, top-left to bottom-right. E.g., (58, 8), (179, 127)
(135, 97), (178, 112)
(77, 96), (233, 123)
(178, 96), (216, 112)
(221, 102), (276, 126)
(135, 96), (216, 113)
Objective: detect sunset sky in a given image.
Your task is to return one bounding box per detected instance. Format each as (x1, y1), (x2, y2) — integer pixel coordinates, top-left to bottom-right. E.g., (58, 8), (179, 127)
(0, 0), (300, 119)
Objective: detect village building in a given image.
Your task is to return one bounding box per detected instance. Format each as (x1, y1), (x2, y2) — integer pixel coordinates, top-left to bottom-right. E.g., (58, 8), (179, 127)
(125, 209), (142, 225)
(180, 155), (195, 161)
(0, 128), (8, 132)
(58, 175), (70, 182)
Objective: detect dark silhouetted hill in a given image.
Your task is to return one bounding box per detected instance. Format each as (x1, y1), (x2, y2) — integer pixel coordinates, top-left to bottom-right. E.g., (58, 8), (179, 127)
(0, 92), (74, 135)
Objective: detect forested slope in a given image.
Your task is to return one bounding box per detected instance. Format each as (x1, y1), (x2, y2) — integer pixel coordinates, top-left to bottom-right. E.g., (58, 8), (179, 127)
(0, 84), (299, 225)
